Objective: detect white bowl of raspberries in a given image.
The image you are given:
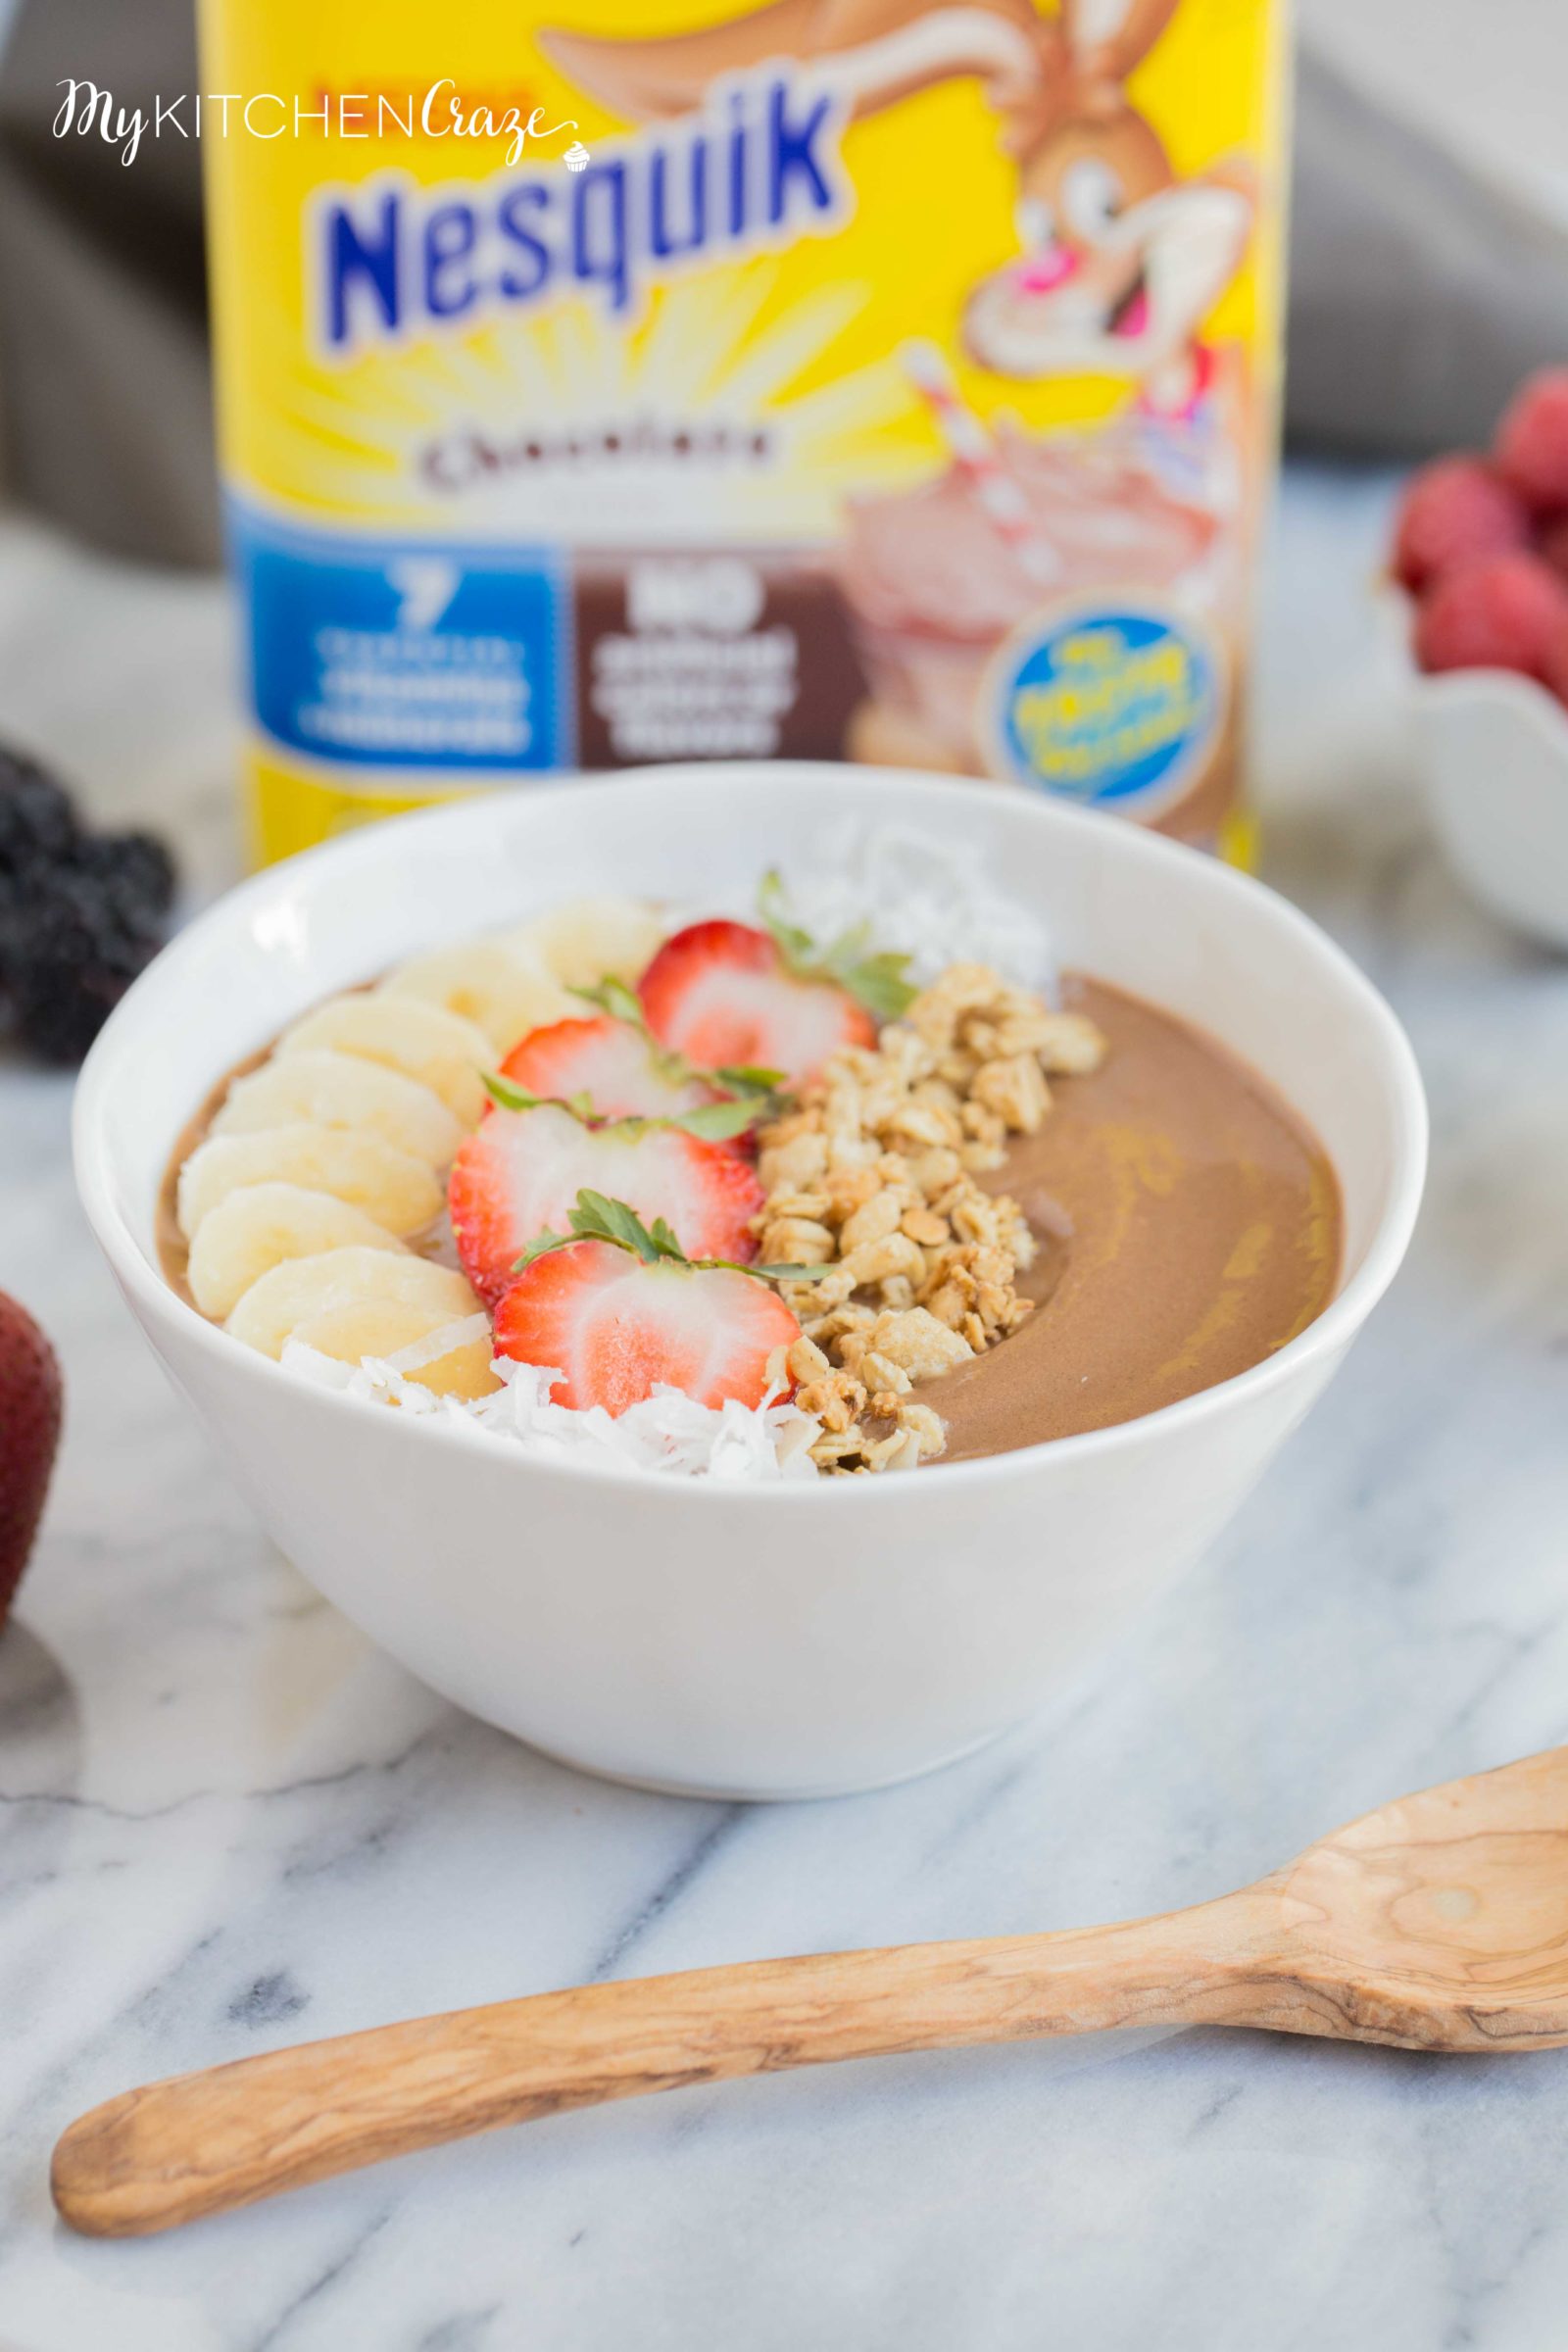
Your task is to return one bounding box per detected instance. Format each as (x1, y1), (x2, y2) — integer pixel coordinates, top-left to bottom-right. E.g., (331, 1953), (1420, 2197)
(1396, 368), (1568, 951)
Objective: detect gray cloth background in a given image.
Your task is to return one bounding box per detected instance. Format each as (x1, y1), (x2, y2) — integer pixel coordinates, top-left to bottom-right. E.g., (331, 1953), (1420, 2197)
(0, 0), (214, 562)
(2, 2), (1567, 566)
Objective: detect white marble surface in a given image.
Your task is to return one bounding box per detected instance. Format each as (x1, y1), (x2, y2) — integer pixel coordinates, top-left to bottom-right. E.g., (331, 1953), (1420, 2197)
(3, 469), (1568, 2351)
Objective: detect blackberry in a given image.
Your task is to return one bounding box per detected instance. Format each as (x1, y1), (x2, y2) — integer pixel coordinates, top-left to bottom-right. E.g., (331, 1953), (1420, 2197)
(5, 871), (165, 1064)
(0, 865), (22, 957)
(71, 831), (178, 929)
(0, 748), (79, 878)
(0, 742), (179, 1062)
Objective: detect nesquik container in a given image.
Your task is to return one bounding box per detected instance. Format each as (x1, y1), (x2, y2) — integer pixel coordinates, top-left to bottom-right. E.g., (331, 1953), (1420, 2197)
(198, 0), (1288, 865)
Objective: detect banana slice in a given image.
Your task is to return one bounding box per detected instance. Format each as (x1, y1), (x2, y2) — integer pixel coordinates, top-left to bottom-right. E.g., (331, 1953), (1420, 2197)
(277, 993), (492, 1129)
(291, 1298), (499, 1401)
(378, 939), (577, 1054)
(176, 1124), (442, 1244)
(187, 1183), (407, 1321)
(510, 896), (668, 992)
(211, 1051), (463, 1169)
(227, 1248), (478, 1361)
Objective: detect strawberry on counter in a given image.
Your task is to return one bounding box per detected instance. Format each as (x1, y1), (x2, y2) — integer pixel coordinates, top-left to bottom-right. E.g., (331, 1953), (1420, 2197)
(0, 1289), (62, 1631)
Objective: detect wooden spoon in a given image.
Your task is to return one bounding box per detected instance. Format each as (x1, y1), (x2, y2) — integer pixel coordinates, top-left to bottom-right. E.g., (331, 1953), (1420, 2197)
(53, 1744), (1568, 2238)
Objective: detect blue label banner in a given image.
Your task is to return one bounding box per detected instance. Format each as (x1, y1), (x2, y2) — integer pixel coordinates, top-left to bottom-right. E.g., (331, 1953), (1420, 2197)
(230, 505), (571, 771)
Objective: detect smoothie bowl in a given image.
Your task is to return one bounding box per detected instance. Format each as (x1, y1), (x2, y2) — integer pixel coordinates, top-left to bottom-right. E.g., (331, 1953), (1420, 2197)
(74, 767), (1426, 1797)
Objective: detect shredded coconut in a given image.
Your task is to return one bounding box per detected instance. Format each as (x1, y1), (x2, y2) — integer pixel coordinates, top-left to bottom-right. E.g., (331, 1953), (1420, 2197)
(736, 822), (1056, 996)
(280, 1344), (824, 1482)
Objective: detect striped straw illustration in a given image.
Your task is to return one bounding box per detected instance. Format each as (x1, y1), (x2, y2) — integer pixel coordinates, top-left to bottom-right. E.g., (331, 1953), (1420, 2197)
(902, 340), (1060, 586)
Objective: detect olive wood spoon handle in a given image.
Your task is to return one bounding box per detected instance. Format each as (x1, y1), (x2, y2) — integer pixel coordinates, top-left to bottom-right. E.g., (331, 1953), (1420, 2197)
(55, 1887), (1307, 2237)
(61, 1739), (1568, 2236)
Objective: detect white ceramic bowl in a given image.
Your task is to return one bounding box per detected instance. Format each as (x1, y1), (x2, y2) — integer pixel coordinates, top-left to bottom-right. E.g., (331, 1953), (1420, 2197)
(74, 766), (1427, 1800)
(1413, 668), (1568, 951)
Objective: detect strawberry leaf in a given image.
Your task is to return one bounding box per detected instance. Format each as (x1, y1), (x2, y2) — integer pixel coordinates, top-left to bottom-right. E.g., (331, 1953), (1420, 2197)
(483, 1071), (545, 1114)
(486, 1072), (598, 1124)
(571, 1189), (663, 1261)
(513, 1225), (573, 1273)
(567, 979), (789, 1126)
(571, 976), (647, 1031)
(485, 1072), (763, 1145)
(509, 1190), (830, 1285)
(757, 870), (916, 1022)
(713, 1062), (788, 1096)
(731, 1259), (832, 1281)
(832, 944), (919, 1025)
(671, 1097), (766, 1143)
(757, 869), (819, 972)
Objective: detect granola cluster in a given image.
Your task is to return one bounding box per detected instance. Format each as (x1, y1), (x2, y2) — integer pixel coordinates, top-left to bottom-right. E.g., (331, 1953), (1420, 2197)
(755, 964), (1105, 1474)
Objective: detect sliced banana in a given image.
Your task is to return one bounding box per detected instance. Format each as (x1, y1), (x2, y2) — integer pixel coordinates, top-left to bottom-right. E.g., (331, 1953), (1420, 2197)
(291, 1298), (499, 1401)
(176, 1124), (443, 1245)
(277, 993), (492, 1129)
(227, 1248), (480, 1361)
(211, 1051), (462, 1169)
(510, 896), (668, 992)
(187, 1183), (407, 1322)
(379, 939), (577, 1055)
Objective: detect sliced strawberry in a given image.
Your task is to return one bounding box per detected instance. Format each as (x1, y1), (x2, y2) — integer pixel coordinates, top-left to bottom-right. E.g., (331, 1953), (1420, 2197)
(499, 1015), (716, 1123)
(449, 1102), (762, 1302)
(493, 1240), (801, 1414)
(638, 920), (874, 1089)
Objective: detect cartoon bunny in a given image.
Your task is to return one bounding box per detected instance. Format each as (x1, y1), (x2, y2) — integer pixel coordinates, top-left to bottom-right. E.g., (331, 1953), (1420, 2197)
(962, 1), (1254, 413)
(541, 0), (1253, 413)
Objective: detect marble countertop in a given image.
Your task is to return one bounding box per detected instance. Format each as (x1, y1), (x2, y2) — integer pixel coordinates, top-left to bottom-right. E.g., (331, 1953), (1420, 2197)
(3, 466), (1568, 2352)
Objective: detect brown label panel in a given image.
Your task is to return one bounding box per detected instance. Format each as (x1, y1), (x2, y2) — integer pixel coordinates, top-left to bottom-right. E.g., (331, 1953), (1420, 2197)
(573, 554), (866, 768)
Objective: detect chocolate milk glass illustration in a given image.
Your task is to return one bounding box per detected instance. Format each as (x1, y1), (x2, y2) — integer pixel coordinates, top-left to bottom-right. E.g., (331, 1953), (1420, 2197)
(200, 0), (1286, 863)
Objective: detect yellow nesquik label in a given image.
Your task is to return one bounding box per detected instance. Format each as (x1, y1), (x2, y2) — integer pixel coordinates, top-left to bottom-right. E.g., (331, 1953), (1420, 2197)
(198, 0), (1287, 859)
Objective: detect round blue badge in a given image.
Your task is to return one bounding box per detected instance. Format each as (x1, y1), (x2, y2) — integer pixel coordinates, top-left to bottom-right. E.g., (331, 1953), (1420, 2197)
(988, 604), (1224, 811)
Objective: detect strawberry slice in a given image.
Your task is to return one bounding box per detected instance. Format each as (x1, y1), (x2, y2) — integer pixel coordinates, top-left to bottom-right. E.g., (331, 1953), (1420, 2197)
(493, 1240), (801, 1414)
(499, 1015), (716, 1124)
(638, 920), (875, 1089)
(449, 1102), (762, 1302)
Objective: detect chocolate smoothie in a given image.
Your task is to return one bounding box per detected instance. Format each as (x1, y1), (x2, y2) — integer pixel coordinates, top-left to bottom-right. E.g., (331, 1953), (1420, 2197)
(925, 979), (1340, 1458)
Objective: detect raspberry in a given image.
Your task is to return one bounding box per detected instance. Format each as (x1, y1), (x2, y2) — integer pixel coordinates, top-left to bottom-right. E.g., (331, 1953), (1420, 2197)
(1544, 634), (1568, 709)
(1392, 457), (1528, 592)
(1494, 369), (1568, 514)
(1538, 514), (1568, 586)
(1413, 552), (1568, 682)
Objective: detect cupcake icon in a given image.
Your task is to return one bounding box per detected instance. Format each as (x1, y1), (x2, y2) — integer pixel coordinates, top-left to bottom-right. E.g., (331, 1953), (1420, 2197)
(564, 141), (591, 173)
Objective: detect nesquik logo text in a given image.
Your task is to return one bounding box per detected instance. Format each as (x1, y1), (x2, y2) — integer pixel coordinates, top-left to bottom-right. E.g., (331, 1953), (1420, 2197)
(314, 71), (845, 355)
